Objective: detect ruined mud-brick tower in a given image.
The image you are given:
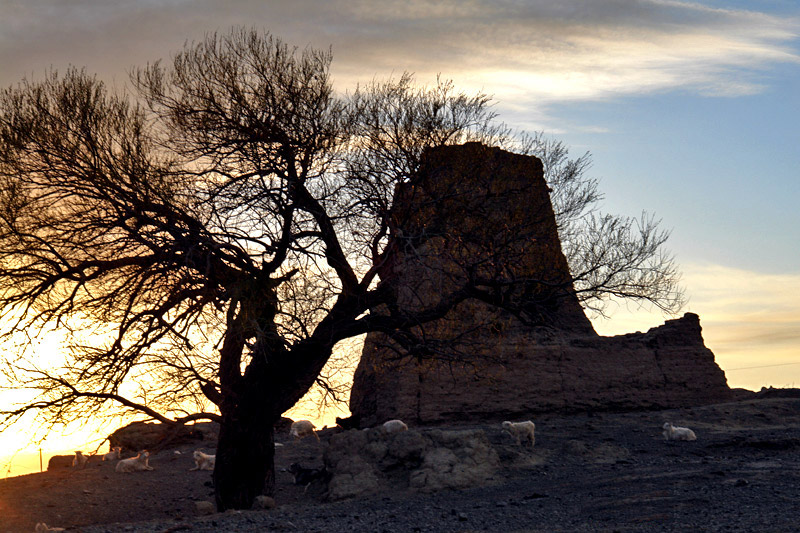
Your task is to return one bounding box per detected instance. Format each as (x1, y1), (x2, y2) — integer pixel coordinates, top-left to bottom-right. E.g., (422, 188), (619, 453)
(349, 143), (731, 426)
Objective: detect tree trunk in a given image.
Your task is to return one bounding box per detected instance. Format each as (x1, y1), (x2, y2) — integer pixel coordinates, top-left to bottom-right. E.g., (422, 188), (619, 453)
(213, 401), (276, 510)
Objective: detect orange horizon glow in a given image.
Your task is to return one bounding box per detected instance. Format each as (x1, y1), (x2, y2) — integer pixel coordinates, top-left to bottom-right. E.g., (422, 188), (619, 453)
(3, 262), (798, 478)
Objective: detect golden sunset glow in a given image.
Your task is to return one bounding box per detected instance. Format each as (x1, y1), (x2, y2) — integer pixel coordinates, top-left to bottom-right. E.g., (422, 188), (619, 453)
(1, 1), (798, 487)
(1, 330), (356, 478)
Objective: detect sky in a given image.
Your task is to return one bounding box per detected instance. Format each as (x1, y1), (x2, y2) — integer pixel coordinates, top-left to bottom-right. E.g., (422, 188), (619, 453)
(0, 0), (798, 475)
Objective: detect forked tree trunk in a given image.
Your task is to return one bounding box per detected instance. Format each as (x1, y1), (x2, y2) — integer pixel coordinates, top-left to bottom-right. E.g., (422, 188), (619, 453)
(213, 401), (276, 510)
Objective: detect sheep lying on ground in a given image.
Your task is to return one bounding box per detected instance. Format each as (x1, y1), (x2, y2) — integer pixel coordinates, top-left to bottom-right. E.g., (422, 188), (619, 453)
(190, 450), (216, 471)
(502, 420), (536, 448)
(662, 422), (697, 441)
(72, 451), (88, 469)
(115, 451), (154, 473)
(35, 523), (65, 532)
(381, 419), (408, 434)
(102, 446), (121, 461)
(290, 420), (319, 442)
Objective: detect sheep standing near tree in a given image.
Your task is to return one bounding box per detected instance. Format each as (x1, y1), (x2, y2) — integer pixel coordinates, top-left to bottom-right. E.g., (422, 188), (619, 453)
(290, 420), (320, 442)
(502, 421), (536, 448)
(72, 451), (89, 469)
(662, 422), (697, 441)
(190, 450), (216, 471)
(381, 419), (408, 434)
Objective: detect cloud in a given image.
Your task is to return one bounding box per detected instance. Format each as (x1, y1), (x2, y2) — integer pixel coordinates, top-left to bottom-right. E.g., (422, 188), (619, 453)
(313, 0), (800, 103)
(1, 0), (797, 108)
(595, 262), (800, 350)
(593, 262), (800, 390)
(681, 263), (800, 352)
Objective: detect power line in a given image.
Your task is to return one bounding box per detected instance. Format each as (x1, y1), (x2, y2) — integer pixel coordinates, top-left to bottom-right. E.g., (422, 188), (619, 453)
(725, 361), (800, 372)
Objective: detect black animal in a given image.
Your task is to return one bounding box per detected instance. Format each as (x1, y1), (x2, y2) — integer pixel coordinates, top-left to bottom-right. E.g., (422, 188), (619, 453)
(287, 462), (330, 492)
(335, 414), (361, 430)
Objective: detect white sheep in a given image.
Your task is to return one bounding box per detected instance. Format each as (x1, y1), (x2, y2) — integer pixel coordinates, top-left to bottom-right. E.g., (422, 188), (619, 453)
(194, 501), (215, 515)
(35, 523), (65, 532)
(502, 420), (536, 448)
(72, 451), (89, 469)
(102, 446), (121, 461)
(115, 450), (154, 473)
(381, 419), (409, 434)
(190, 450), (216, 471)
(662, 422), (697, 441)
(290, 420), (319, 442)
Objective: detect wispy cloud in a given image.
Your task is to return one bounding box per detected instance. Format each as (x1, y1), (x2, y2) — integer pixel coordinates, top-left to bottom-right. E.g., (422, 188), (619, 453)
(303, 0), (800, 102)
(682, 263), (800, 353)
(596, 262), (800, 349)
(1, 1), (797, 106)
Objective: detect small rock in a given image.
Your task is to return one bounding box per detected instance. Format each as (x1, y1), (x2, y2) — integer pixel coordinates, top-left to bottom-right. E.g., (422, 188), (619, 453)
(194, 500), (215, 515)
(523, 492), (548, 499)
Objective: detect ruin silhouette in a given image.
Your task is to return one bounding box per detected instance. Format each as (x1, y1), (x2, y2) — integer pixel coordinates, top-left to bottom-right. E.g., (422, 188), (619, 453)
(350, 143), (730, 426)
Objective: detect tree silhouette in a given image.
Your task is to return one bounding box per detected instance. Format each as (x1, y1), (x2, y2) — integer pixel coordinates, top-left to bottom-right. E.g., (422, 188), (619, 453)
(522, 133), (683, 317)
(0, 28), (682, 509)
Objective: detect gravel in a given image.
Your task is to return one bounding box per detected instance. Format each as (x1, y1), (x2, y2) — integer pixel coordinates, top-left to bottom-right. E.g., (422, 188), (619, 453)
(9, 397), (800, 533)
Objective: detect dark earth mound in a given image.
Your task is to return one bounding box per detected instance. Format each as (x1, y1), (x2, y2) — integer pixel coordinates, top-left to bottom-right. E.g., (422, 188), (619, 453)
(3, 396), (800, 532)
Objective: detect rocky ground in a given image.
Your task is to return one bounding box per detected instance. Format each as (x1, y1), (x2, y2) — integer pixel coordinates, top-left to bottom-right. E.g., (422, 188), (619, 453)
(3, 396), (800, 532)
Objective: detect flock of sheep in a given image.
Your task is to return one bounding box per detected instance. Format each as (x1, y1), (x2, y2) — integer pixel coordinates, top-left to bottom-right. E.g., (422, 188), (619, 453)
(66, 417), (696, 476)
(59, 416), (697, 519)
(67, 446), (214, 474)
(37, 417), (697, 532)
(499, 419), (698, 447)
(65, 416), (697, 477)
(290, 418), (539, 447)
(281, 418), (694, 492)
(289, 417), (697, 448)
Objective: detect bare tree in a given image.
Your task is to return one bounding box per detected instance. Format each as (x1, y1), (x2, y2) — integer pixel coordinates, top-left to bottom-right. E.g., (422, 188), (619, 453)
(521, 133), (684, 316)
(0, 28), (682, 509)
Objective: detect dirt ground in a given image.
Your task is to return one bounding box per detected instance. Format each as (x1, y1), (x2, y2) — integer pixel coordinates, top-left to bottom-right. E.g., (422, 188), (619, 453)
(3, 396), (800, 532)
